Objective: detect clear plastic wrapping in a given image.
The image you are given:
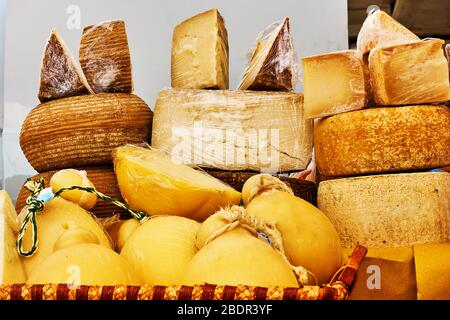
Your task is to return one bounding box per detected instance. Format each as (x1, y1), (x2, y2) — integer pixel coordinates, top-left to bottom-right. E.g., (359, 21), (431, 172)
(79, 20), (133, 94)
(238, 18), (297, 91)
(151, 88), (313, 173)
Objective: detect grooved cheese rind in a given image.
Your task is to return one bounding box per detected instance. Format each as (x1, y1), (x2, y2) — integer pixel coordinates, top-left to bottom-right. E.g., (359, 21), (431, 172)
(369, 39), (450, 106)
(314, 105), (450, 177)
(151, 88), (312, 173)
(171, 9), (229, 89)
(15, 167), (124, 218)
(79, 20), (133, 94)
(20, 93), (152, 172)
(318, 172), (450, 248)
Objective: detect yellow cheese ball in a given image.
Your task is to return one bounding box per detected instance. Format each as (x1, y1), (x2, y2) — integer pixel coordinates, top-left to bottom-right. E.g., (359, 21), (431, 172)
(50, 169), (97, 210)
(27, 243), (140, 286)
(120, 216), (200, 285)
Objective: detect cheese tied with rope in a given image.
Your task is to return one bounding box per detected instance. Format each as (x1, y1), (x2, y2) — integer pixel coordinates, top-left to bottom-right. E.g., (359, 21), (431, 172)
(317, 172), (450, 248)
(20, 93), (152, 172)
(314, 105), (450, 177)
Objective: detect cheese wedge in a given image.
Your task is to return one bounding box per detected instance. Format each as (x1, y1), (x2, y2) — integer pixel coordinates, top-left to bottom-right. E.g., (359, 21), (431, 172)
(20, 93), (152, 172)
(318, 172), (450, 248)
(171, 9), (229, 89)
(302, 50), (370, 119)
(343, 247), (416, 300)
(113, 145), (241, 221)
(152, 88), (312, 173)
(357, 10), (419, 55)
(79, 20), (133, 93)
(38, 29), (93, 102)
(414, 243), (450, 300)
(0, 191), (26, 284)
(314, 105), (450, 177)
(369, 39), (450, 106)
(238, 18), (295, 91)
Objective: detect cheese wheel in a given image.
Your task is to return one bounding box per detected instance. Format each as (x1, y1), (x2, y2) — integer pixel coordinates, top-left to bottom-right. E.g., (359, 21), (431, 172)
(20, 93), (152, 172)
(16, 167), (124, 218)
(318, 172), (450, 248)
(314, 106), (450, 177)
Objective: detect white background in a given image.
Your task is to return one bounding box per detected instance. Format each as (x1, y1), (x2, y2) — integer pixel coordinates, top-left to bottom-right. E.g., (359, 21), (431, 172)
(1, 0), (348, 201)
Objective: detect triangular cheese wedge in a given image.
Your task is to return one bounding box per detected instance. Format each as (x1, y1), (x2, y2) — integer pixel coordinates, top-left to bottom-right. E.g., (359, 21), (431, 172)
(357, 10), (419, 55)
(0, 190), (26, 284)
(238, 18), (295, 91)
(38, 29), (93, 103)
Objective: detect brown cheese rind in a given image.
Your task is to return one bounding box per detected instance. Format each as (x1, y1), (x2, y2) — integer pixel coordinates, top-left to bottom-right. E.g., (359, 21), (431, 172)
(38, 29), (93, 103)
(79, 20), (133, 94)
(314, 105), (450, 177)
(20, 93), (152, 172)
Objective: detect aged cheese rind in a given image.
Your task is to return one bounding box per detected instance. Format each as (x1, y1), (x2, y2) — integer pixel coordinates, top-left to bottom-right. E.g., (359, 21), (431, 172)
(38, 29), (93, 102)
(314, 105), (450, 177)
(171, 9), (229, 89)
(20, 93), (152, 172)
(151, 88), (313, 173)
(369, 39), (450, 106)
(357, 10), (419, 55)
(238, 18), (295, 91)
(79, 20), (133, 94)
(318, 172), (450, 248)
(414, 243), (450, 300)
(302, 50), (370, 119)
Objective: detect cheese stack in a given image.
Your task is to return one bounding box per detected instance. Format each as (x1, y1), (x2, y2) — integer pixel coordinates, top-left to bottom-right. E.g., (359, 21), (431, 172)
(303, 10), (450, 300)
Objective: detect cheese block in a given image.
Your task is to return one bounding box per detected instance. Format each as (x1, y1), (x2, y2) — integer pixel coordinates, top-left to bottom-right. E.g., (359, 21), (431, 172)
(314, 105), (450, 177)
(318, 172), (450, 248)
(0, 191), (26, 284)
(79, 20), (133, 93)
(38, 29), (93, 103)
(113, 145), (241, 222)
(357, 10), (419, 55)
(20, 93), (152, 172)
(16, 167), (124, 218)
(343, 247), (416, 300)
(238, 18), (295, 91)
(302, 50), (371, 119)
(152, 88), (312, 173)
(369, 39), (450, 106)
(414, 243), (450, 300)
(171, 9), (228, 89)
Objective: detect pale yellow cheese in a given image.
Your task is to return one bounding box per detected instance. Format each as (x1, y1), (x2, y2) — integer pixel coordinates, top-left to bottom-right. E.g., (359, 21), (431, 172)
(318, 172), (450, 248)
(151, 88), (312, 173)
(369, 39), (450, 106)
(171, 9), (228, 89)
(357, 10), (419, 55)
(302, 50), (370, 119)
(0, 191), (26, 284)
(414, 243), (450, 300)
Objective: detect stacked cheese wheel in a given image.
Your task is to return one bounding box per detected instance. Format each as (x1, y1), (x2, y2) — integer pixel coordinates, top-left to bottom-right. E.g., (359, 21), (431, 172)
(18, 21), (153, 218)
(301, 10), (450, 300)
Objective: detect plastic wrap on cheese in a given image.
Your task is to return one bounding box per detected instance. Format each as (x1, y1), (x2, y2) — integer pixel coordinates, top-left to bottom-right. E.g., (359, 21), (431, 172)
(357, 9), (419, 55)
(151, 88), (313, 173)
(38, 29), (93, 103)
(79, 20), (133, 93)
(238, 18), (297, 91)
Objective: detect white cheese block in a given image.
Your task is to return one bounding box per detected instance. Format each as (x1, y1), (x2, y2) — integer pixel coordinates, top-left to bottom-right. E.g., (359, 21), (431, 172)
(238, 18), (295, 91)
(151, 88), (312, 173)
(171, 9), (228, 89)
(369, 39), (450, 106)
(0, 191), (26, 284)
(357, 10), (419, 55)
(318, 172), (450, 248)
(302, 50), (371, 119)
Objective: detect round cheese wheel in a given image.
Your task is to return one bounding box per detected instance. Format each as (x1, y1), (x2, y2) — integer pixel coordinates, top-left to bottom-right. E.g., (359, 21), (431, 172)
(314, 105), (450, 177)
(318, 172), (450, 248)
(20, 93), (152, 172)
